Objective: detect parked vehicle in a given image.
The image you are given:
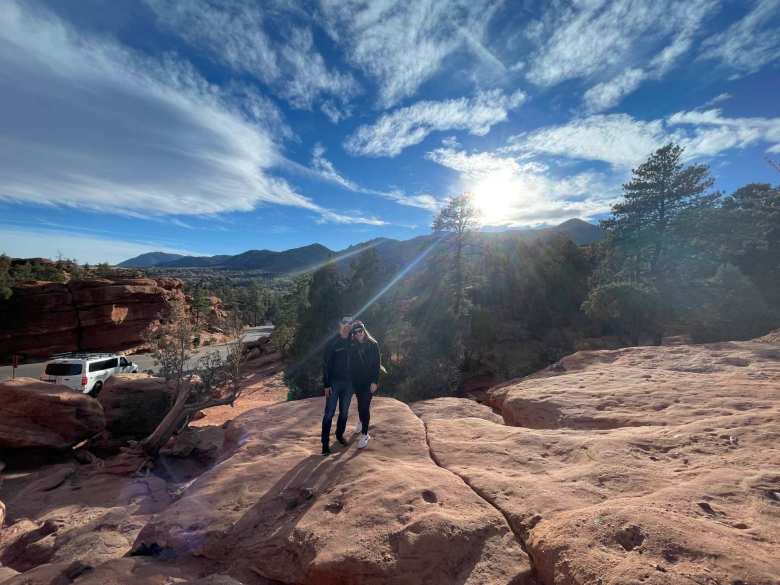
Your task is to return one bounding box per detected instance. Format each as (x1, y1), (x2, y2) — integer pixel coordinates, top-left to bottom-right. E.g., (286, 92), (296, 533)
(41, 352), (139, 396)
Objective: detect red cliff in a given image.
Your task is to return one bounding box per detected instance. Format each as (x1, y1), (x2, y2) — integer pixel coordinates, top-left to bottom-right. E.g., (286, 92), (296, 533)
(0, 278), (185, 361)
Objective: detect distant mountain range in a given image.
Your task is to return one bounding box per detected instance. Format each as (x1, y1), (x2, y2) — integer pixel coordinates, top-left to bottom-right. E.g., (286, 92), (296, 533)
(119, 219), (604, 273)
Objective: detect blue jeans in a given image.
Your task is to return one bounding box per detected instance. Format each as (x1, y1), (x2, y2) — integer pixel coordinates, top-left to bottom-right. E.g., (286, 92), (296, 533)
(321, 380), (353, 446)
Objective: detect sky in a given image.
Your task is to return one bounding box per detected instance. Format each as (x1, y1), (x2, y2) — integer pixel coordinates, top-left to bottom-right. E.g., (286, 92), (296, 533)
(1, 0), (779, 264)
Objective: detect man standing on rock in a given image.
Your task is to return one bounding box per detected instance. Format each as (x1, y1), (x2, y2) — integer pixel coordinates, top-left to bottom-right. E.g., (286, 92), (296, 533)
(321, 316), (354, 455)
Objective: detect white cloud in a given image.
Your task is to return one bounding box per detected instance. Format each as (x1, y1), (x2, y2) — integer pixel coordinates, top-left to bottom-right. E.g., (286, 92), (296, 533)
(345, 90), (526, 157)
(319, 0), (501, 108)
(312, 144), (358, 191)
(667, 108), (780, 157)
(144, 0), (360, 110)
(525, 0), (717, 112)
(0, 1), (379, 226)
(699, 0), (780, 76)
(506, 115), (667, 169)
(307, 146), (440, 211)
(702, 93), (733, 108)
(583, 69), (646, 113)
(506, 108), (780, 168)
(426, 147), (618, 226)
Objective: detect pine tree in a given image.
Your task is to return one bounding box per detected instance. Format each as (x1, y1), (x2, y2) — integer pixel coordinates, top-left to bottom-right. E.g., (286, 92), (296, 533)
(602, 143), (717, 286)
(286, 265), (343, 398)
(432, 194), (479, 317)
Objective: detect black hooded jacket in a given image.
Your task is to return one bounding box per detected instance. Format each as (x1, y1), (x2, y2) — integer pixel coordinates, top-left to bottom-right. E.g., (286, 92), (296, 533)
(323, 334), (352, 387)
(349, 339), (381, 388)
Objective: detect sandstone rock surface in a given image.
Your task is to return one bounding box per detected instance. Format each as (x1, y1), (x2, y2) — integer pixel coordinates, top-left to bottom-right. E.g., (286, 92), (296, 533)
(0, 460), (171, 575)
(98, 374), (174, 439)
(133, 397), (534, 585)
(0, 378), (105, 450)
(421, 340), (780, 585)
(0, 278), (184, 361)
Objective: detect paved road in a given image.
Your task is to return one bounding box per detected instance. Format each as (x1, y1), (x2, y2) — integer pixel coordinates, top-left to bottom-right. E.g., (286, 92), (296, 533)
(0, 326), (274, 382)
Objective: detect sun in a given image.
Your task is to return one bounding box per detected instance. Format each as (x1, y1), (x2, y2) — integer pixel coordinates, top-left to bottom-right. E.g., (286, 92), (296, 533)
(469, 171), (516, 225)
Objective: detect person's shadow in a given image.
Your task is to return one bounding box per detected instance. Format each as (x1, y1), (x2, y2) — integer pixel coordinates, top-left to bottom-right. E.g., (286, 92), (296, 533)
(222, 442), (360, 582)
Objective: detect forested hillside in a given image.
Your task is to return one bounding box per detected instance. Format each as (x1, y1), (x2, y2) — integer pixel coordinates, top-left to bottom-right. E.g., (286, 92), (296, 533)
(281, 144), (780, 401)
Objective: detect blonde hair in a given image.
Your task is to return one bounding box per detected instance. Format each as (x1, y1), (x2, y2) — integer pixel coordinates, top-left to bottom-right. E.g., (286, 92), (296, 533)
(350, 320), (377, 344)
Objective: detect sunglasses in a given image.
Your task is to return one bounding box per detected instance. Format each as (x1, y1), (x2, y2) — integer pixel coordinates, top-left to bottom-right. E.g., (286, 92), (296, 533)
(353, 329), (365, 334)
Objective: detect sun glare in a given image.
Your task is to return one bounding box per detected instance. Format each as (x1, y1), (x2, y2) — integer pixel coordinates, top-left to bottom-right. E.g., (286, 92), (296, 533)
(469, 171), (517, 225)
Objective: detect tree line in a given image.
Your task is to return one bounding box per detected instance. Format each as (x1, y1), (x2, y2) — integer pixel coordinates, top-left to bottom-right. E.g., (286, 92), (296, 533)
(282, 144), (780, 402)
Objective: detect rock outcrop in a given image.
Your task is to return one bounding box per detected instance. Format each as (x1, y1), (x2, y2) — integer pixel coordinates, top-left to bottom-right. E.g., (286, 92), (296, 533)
(0, 378), (105, 450)
(97, 374), (174, 439)
(0, 277), (185, 361)
(133, 398), (534, 585)
(2, 336), (778, 585)
(421, 340), (780, 585)
(0, 460), (172, 577)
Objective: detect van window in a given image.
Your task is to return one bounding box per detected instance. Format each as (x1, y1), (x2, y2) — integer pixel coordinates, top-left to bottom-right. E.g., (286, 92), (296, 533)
(89, 358), (118, 372)
(45, 363), (82, 376)
(120, 357), (129, 367)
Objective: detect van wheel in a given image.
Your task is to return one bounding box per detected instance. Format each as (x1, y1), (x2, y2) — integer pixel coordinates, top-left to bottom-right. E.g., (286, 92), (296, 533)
(89, 381), (103, 398)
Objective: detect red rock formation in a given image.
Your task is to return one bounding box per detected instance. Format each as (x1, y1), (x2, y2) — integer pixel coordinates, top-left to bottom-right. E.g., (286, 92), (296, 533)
(0, 378), (105, 450)
(133, 398), (534, 585)
(422, 339), (780, 585)
(98, 374), (174, 439)
(0, 278), (185, 361)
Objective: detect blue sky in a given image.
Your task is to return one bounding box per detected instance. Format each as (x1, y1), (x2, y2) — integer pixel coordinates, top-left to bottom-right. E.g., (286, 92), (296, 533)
(1, 0), (779, 263)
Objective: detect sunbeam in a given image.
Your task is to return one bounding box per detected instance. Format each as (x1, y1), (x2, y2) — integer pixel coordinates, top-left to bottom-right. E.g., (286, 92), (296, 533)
(285, 237), (442, 377)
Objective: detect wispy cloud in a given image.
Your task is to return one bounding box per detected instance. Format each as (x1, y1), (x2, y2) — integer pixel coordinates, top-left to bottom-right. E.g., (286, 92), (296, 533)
(699, 0), (780, 77)
(144, 0), (360, 113)
(307, 145), (440, 211)
(0, 1), (380, 226)
(506, 108), (780, 168)
(345, 90), (526, 157)
(426, 147), (617, 226)
(319, 0), (502, 108)
(701, 93), (734, 108)
(583, 69), (646, 114)
(524, 0), (718, 112)
(312, 143), (358, 191)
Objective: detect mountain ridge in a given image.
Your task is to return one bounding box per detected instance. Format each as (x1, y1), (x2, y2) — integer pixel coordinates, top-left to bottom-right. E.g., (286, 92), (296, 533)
(118, 219), (603, 272)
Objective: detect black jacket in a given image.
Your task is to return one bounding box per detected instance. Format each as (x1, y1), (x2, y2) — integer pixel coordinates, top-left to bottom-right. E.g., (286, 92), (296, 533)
(323, 334), (352, 387)
(349, 340), (381, 388)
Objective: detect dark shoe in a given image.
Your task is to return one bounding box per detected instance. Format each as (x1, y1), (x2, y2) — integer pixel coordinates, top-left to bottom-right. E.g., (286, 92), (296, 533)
(322, 445), (331, 456)
(336, 434), (347, 446)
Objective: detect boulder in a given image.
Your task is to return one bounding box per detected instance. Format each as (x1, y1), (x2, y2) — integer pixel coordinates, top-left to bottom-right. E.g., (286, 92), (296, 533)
(0, 379), (105, 450)
(1, 557), (207, 585)
(410, 397), (503, 424)
(98, 375), (174, 438)
(421, 339), (780, 585)
(0, 460), (171, 574)
(133, 398), (534, 585)
(0, 566), (19, 582)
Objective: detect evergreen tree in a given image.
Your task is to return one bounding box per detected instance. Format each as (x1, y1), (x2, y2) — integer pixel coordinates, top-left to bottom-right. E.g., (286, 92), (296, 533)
(432, 194), (479, 317)
(718, 183), (780, 308)
(686, 264), (778, 342)
(0, 254), (12, 301)
(285, 266), (342, 398)
(190, 285), (211, 326)
(582, 281), (662, 346)
(602, 143), (717, 286)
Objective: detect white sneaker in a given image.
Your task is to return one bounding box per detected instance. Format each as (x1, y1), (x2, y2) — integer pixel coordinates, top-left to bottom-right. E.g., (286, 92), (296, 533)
(354, 420), (363, 435)
(357, 433), (370, 449)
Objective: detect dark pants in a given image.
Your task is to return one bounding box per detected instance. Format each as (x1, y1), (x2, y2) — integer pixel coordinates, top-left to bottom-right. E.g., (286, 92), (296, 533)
(354, 383), (373, 435)
(321, 380), (353, 446)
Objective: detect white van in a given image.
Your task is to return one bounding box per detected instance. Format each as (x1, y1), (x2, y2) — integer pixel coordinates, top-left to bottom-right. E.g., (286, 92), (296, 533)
(41, 353), (139, 396)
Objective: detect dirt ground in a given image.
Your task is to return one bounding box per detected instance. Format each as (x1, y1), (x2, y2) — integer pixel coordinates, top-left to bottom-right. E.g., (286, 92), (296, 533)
(192, 370), (289, 427)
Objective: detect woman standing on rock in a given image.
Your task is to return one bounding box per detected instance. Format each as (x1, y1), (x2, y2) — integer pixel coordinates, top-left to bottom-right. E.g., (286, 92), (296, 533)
(349, 320), (381, 449)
